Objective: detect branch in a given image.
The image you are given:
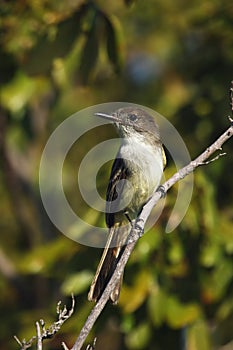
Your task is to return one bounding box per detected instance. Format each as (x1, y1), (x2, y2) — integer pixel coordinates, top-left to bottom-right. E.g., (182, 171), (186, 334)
(230, 80), (233, 115)
(67, 119), (233, 350)
(14, 295), (75, 350)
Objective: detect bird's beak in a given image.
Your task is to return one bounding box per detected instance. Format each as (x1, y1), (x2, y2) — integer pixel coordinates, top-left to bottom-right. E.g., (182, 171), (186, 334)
(95, 112), (120, 123)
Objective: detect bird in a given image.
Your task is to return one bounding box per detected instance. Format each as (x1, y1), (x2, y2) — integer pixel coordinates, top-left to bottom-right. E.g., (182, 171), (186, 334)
(88, 106), (166, 303)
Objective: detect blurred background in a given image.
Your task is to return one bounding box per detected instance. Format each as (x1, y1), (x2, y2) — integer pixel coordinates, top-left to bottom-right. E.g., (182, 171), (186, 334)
(0, 1), (233, 349)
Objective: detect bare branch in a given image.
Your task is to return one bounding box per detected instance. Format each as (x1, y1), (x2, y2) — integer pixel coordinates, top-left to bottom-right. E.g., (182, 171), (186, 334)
(62, 341), (70, 350)
(230, 80), (233, 115)
(36, 322), (42, 350)
(69, 120), (233, 350)
(201, 152), (226, 164)
(14, 295), (75, 350)
(86, 338), (96, 349)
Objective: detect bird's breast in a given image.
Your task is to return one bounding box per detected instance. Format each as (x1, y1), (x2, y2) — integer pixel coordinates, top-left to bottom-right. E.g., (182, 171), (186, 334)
(118, 138), (164, 214)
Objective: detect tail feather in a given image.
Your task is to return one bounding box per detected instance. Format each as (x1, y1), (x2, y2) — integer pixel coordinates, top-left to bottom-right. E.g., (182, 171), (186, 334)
(88, 225), (128, 303)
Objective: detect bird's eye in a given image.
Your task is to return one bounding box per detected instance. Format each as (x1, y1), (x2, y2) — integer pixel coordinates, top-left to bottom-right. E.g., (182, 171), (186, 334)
(128, 113), (137, 121)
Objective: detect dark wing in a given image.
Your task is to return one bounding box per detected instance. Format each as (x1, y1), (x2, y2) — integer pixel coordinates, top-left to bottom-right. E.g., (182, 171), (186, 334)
(105, 156), (129, 228)
(88, 157), (130, 303)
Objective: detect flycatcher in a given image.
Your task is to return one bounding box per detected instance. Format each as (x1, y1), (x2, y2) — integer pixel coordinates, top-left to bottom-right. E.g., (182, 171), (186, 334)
(88, 107), (166, 303)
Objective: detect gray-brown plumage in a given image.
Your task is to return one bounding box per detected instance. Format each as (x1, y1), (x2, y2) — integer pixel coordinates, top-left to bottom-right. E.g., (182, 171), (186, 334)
(88, 107), (166, 303)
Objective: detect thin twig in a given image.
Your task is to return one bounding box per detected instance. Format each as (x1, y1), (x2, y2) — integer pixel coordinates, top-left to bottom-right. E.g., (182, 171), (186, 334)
(70, 121), (233, 350)
(36, 322), (42, 350)
(14, 295), (75, 350)
(62, 341), (70, 350)
(230, 80), (233, 115)
(86, 338), (96, 350)
(202, 152), (226, 164)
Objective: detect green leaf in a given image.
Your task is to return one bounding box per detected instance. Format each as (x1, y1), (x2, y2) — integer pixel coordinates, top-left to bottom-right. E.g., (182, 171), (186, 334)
(119, 269), (153, 313)
(78, 14), (99, 84)
(201, 260), (233, 302)
(104, 14), (123, 74)
(187, 319), (212, 350)
(1, 71), (51, 114)
(22, 4), (89, 75)
(126, 322), (151, 350)
(216, 297), (233, 321)
(148, 288), (167, 327)
(166, 296), (201, 328)
(167, 236), (184, 264)
(18, 237), (76, 274)
(199, 242), (222, 268)
(61, 270), (93, 295)
(218, 217), (233, 254)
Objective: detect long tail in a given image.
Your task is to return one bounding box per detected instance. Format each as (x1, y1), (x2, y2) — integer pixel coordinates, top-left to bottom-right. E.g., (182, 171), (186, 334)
(88, 226), (127, 304)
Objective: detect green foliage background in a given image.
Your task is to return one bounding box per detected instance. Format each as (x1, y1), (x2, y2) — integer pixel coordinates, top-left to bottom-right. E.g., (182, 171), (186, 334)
(0, 1), (233, 349)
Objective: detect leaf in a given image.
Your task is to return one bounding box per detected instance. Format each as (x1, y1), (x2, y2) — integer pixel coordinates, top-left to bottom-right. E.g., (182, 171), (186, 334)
(18, 237), (77, 274)
(216, 297), (233, 321)
(104, 14), (123, 74)
(148, 288), (167, 327)
(119, 269), (153, 313)
(22, 4), (89, 75)
(1, 72), (38, 112)
(61, 270), (93, 295)
(125, 322), (151, 350)
(167, 236), (184, 264)
(199, 242), (222, 268)
(201, 260), (233, 303)
(218, 217), (233, 254)
(78, 14), (99, 84)
(166, 296), (201, 328)
(187, 319), (212, 350)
